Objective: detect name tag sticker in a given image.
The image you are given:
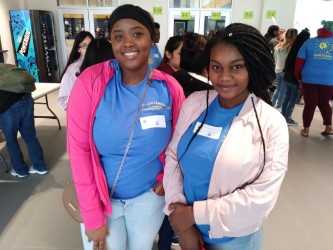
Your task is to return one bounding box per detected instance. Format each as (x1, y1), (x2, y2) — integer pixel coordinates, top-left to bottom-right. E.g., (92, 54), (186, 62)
(140, 115), (166, 130)
(194, 122), (222, 140)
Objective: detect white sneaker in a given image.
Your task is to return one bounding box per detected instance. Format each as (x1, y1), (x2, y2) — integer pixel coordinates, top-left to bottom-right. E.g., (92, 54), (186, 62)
(10, 169), (28, 178)
(29, 167), (48, 175)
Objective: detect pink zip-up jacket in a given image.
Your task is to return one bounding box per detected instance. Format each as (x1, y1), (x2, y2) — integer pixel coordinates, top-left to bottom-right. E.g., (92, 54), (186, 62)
(67, 60), (185, 230)
(164, 91), (289, 238)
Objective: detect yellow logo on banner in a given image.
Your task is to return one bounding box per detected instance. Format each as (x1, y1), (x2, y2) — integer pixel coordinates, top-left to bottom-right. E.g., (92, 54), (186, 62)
(266, 10), (277, 19)
(319, 42), (328, 49)
(243, 10), (254, 20)
(211, 12), (221, 20)
(181, 11), (192, 20)
(153, 6), (163, 15)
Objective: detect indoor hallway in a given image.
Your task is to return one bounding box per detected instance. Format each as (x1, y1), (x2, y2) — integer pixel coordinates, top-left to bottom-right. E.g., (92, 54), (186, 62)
(0, 92), (332, 250)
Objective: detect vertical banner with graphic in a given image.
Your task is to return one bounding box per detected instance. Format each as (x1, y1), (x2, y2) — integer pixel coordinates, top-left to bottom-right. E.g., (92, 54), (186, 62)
(9, 10), (39, 81)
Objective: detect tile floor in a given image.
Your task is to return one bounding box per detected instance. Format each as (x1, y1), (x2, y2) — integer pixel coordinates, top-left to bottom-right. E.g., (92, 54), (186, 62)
(0, 92), (332, 250)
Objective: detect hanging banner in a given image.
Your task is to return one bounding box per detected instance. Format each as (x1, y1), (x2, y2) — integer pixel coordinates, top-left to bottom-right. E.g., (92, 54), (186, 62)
(243, 10), (254, 20)
(211, 12), (221, 20)
(266, 10), (277, 19)
(153, 6), (163, 16)
(181, 11), (192, 20)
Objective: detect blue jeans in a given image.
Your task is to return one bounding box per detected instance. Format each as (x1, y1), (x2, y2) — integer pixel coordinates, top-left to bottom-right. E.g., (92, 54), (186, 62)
(205, 230), (262, 250)
(0, 95), (46, 175)
(80, 189), (165, 250)
(272, 72), (287, 108)
(281, 82), (299, 120)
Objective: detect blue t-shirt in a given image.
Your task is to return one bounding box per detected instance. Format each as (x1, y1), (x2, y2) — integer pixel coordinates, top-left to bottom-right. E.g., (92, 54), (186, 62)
(177, 97), (244, 244)
(149, 44), (162, 69)
(93, 61), (172, 199)
(297, 37), (333, 85)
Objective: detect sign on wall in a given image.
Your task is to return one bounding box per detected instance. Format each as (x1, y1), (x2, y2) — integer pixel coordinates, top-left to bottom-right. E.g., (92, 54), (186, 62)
(180, 11), (192, 20)
(153, 6), (163, 16)
(266, 10), (277, 19)
(243, 10), (254, 20)
(211, 12), (221, 20)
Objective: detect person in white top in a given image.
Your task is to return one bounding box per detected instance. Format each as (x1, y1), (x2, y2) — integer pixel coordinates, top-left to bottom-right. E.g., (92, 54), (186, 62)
(271, 29), (298, 108)
(58, 31), (93, 110)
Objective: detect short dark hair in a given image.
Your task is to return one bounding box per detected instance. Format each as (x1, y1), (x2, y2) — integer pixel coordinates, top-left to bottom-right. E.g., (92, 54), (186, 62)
(162, 35), (183, 63)
(205, 23), (275, 104)
(264, 25), (280, 41)
(180, 32), (208, 74)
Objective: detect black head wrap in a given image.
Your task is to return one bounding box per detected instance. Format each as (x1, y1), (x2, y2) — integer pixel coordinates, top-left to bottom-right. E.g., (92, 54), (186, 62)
(108, 4), (155, 40)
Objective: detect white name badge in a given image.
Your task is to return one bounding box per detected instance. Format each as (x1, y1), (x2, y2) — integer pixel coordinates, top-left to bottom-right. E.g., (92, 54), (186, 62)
(140, 115), (166, 130)
(194, 122), (222, 140)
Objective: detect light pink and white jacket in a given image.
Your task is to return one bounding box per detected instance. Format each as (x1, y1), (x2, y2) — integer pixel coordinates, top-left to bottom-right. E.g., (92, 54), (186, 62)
(163, 90), (289, 239)
(67, 60), (185, 230)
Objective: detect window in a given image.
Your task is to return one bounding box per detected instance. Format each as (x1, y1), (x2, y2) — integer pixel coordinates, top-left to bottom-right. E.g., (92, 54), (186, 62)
(62, 14), (85, 56)
(58, 0), (87, 6)
(88, 0), (115, 7)
(170, 0), (199, 8)
(201, 0), (232, 9)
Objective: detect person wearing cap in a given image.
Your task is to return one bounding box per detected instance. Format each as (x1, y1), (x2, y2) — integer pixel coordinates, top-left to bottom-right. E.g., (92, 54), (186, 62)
(295, 20), (333, 137)
(66, 4), (184, 250)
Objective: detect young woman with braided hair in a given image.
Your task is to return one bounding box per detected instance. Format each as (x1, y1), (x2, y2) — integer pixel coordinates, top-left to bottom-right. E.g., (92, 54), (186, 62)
(163, 23), (289, 250)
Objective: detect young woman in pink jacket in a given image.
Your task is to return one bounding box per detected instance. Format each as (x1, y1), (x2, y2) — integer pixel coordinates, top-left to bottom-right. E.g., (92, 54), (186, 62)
(67, 4), (184, 250)
(163, 23), (289, 250)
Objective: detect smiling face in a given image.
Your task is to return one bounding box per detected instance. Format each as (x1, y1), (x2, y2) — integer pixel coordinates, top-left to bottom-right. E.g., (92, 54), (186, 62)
(110, 18), (152, 80)
(209, 42), (249, 108)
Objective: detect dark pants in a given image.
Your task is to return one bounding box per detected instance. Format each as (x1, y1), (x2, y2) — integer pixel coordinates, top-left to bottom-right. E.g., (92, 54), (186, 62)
(0, 95), (46, 175)
(302, 83), (333, 128)
(158, 216), (174, 250)
(281, 82), (299, 121)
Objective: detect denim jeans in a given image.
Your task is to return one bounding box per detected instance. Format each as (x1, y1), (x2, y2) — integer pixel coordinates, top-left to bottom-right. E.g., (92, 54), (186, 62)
(80, 189), (165, 250)
(272, 72), (287, 108)
(205, 230), (262, 250)
(0, 95), (46, 175)
(281, 82), (299, 120)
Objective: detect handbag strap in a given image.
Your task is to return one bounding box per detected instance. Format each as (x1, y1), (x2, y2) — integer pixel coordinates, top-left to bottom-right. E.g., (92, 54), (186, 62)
(109, 78), (150, 197)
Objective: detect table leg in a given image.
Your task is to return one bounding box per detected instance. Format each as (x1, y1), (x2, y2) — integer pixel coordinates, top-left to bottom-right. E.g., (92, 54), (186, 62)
(34, 95), (61, 130)
(0, 151), (9, 173)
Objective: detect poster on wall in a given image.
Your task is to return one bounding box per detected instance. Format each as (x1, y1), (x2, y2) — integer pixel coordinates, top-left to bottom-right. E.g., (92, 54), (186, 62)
(9, 10), (39, 81)
(266, 10), (277, 19)
(153, 6), (163, 16)
(243, 10), (254, 20)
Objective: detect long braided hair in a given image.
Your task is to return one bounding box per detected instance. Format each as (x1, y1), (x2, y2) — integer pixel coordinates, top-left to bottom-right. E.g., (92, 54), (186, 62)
(177, 23), (275, 191)
(206, 23), (276, 104)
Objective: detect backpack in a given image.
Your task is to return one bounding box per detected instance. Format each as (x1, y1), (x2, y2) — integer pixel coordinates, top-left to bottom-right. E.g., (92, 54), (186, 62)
(0, 63), (36, 93)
